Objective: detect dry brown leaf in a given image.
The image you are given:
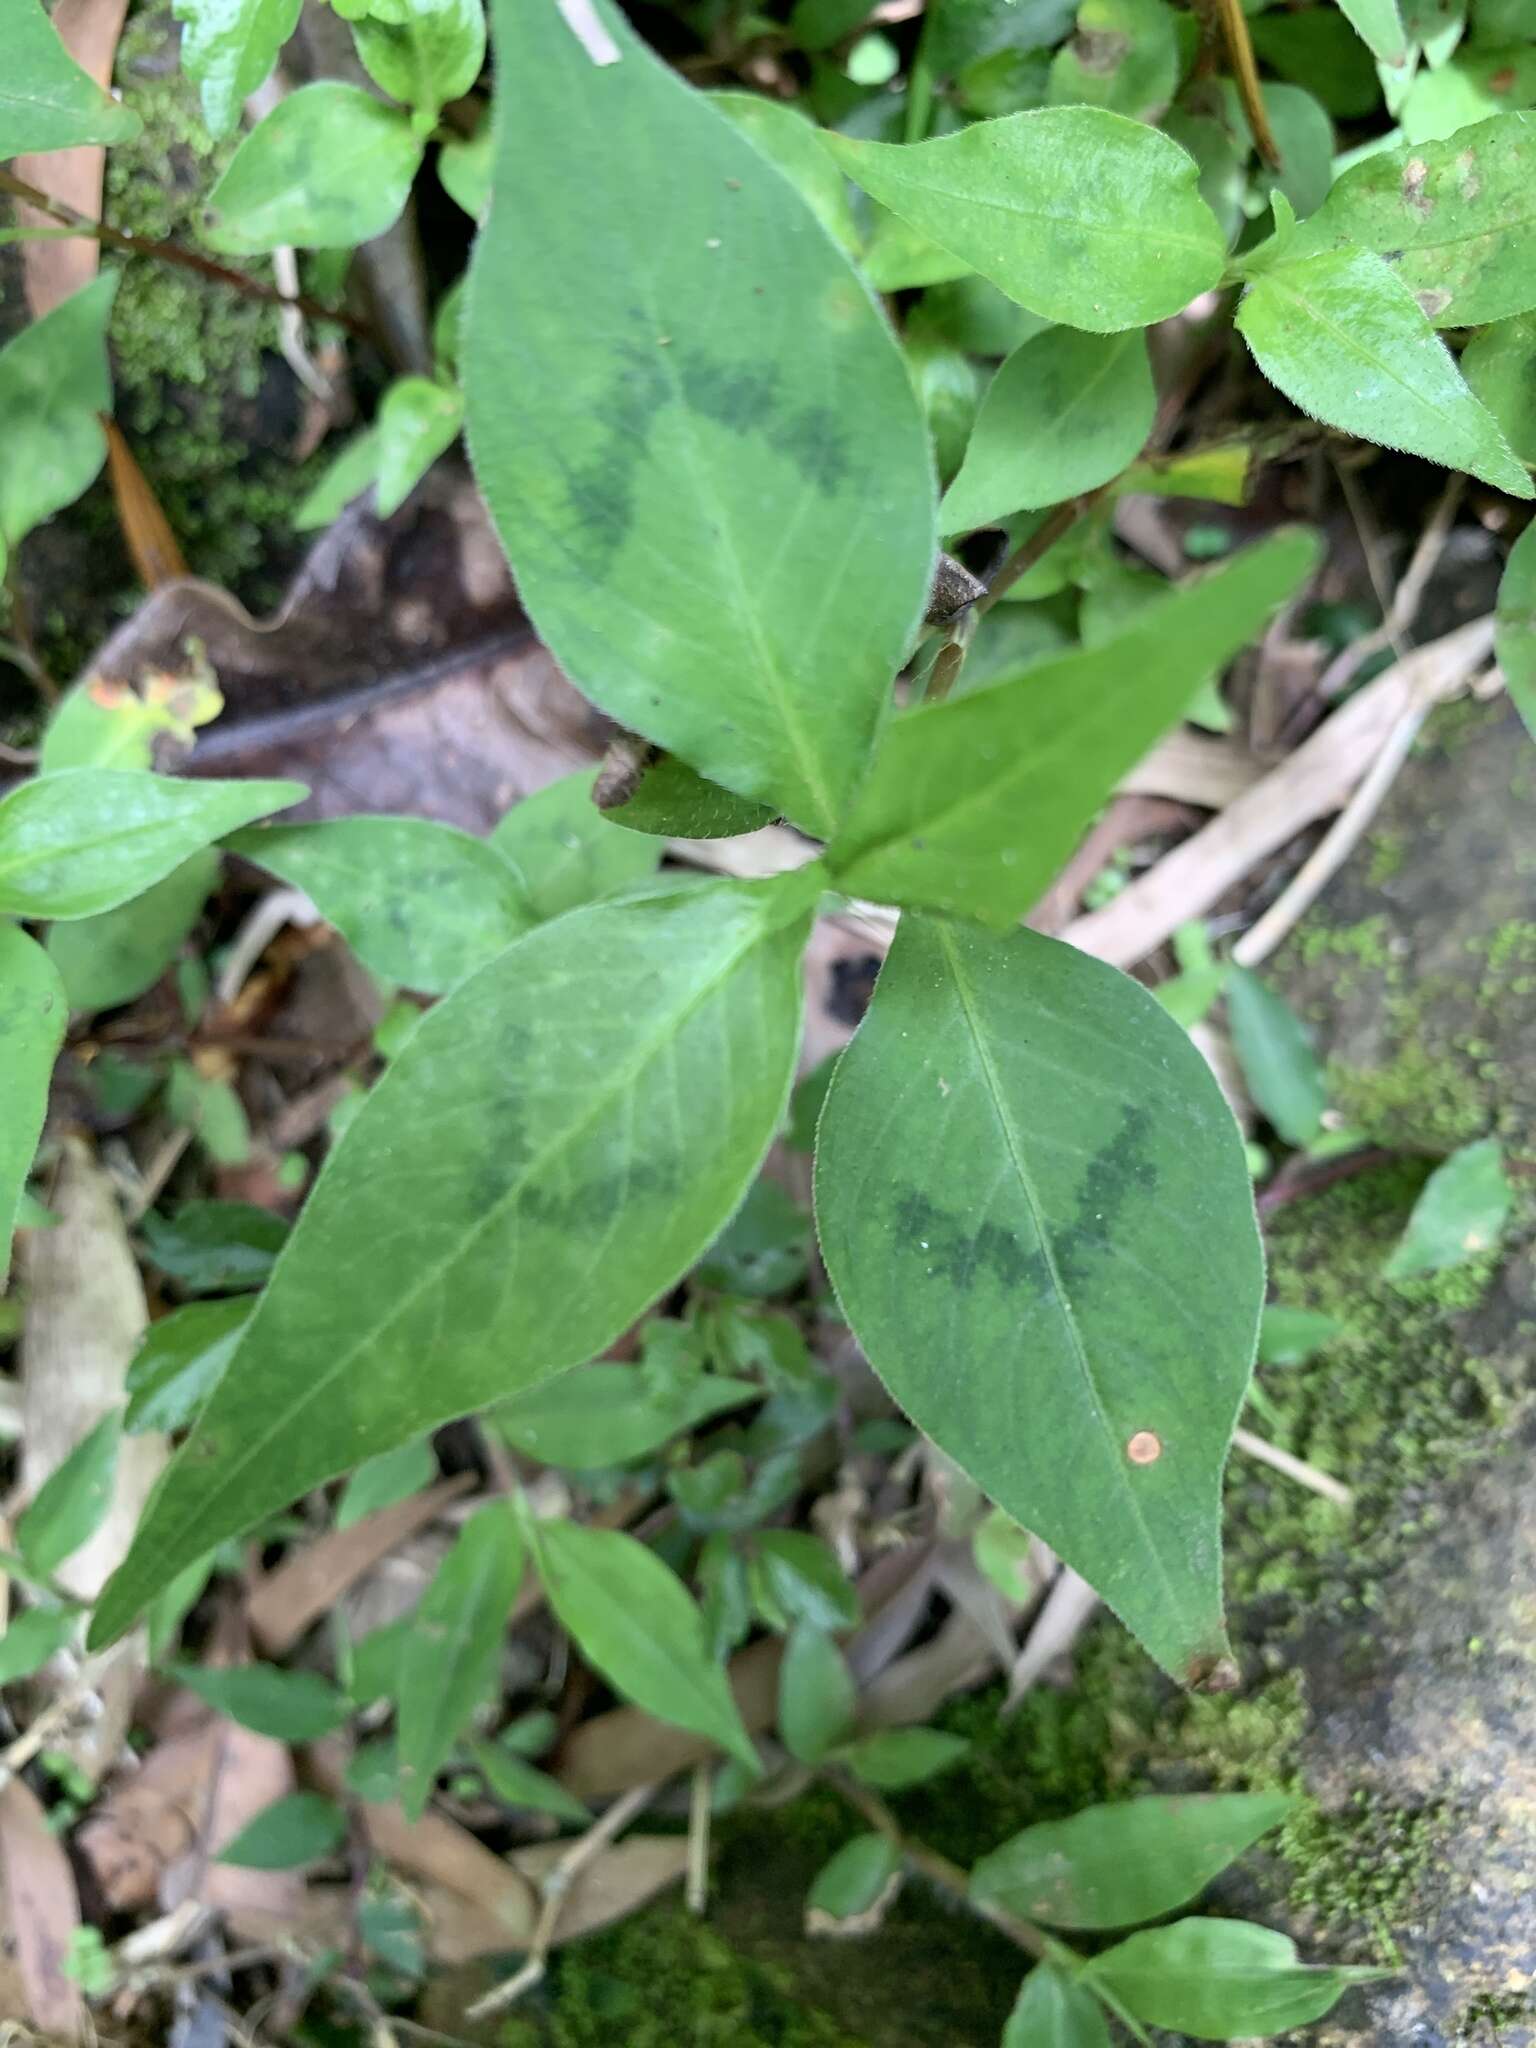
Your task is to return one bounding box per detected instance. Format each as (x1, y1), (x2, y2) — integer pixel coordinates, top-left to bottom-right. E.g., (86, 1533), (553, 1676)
(556, 1637), (784, 1802)
(0, 1777), (84, 2039)
(104, 419), (189, 587)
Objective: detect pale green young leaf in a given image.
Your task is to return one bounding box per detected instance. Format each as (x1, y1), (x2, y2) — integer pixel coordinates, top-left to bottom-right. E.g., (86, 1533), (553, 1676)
(711, 91), (860, 253)
(0, 925), (68, 1272)
(1084, 1918), (1386, 2038)
(777, 1622), (857, 1763)
(815, 919), (1262, 1683)
(0, 771), (304, 922)
(47, 850), (218, 1015)
(200, 84), (424, 254)
(826, 530), (1317, 929)
(940, 327), (1153, 534)
(805, 1834), (900, 1924)
(599, 754), (779, 840)
(1224, 967), (1328, 1148)
(1384, 1137), (1512, 1279)
(398, 1506), (523, 1817)
(493, 1363), (759, 1469)
(2, 0), (142, 152)
(1236, 245), (1532, 498)
(490, 771), (662, 921)
(1309, 114), (1536, 327)
(750, 1531), (859, 1632)
(0, 1606), (82, 1686)
(0, 272), (119, 552)
(294, 426), (383, 531)
(169, 1662), (349, 1741)
(530, 1517), (758, 1769)
(374, 376), (465, 517)
(1400, 49), (1536, 147)
(840, 1727), (968, 1788)
(822, 109), (1226, 333)
(1462, 313), (1536, 467)
(468, 1737), (590, 1824)
(91, 875), (815, 1645)
(353, 0), (486, 115)
(124, 1299), (251, 1436)
(171, 0), (302, 138)
(1003, 1967), (1113, 2048)
(972, 1792), (1296, 1930)
(1048, 0), (1179, 120)
(1494, 516), (1536, 740)
(227, 816), (529, 994)
(216, 1792), (347, 1868)
(463, 0), (934, 839)
(438, 124), (491, 220)
(335, 1439), (437, 1529)
(15, 1414), (120, 1578)
(1333, 0), (1409, 63)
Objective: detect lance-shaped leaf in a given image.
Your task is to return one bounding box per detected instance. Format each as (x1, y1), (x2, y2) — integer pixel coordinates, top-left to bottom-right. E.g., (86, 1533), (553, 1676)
(91, 873), (817, 1645)
(1236, 245), (1532, 499)
(826, 530), (1317, 929)
(814, 917), (1262, 1682)
(3, 0), (142, 152)
(463, 0), (934, 839)
(0, 926), (68, 1272)
(1084, 1919), (1387, 2038)
(822, 108), (1226, 333)
(1309, 114), (1536, 328)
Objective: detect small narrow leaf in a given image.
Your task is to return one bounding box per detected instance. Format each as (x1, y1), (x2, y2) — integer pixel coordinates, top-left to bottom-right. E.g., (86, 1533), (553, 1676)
(971, 1792), (1296, 1929)
(216, 1792), (347, 1869)
(464, 0), (935, 839)
(0, 926), (68, 1271)
(491, 771), (662, 921)
(840, 1727), (969, 1789)
(530, 1517), (758, 1769)
(815, 918), (1262, 1683)
(1224, 967), (1328, 1148)
(124, 1298), (251, 1435)
(1495, 510), (1536, 742)
(169, 1663), (349, 1741)
(2, 0), (142, 152)
(1384, 1138), (1512, 1279)
(172, 0), (302, 139)
(941, 327), (1154, 533)
(227, 816), (530, 994)
(335, 1439), (437, 1529)
(1236, 246), (1533, 499)
(374, 376), (466, 518)
(92, 876), (815, 1645)
(139, 1200), (287, 1293)
(823, 109), (1226, 332)
(0, 771), (305, 922)
(469, 1738), (591, 1824)
(200, 83), (424, 254)
(827, 530), (1318, 929)
(0, 1607), (82, 1687)
(15, 1415), (121, 1579)
(47, 851), (218, 1015)
(353, 0), (486, 115)
(1258, 1306), (1342, 1366)
(1003, 1967), (1113, 2048)
(398, 1507), (524, 1818)
(777, 1623), (857, 1763)
(749, 1531), (859, 1632)
(1085, 1918), (1387, 2039)
(493, 1363), (759, 1469)
(1333, 0), (1408, 63)
(806, 1834), (901, 1925)
(600, 753), (780, 841)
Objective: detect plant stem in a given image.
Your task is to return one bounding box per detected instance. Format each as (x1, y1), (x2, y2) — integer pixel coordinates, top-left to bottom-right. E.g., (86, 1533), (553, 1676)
(0, 167), (374, 342)
(982, 486), (1113, 612)
(1206, 0), (1280, 166)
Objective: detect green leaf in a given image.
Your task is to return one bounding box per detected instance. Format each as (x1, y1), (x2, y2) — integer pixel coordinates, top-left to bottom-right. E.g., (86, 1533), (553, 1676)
(169, 1662), (350, 1741)
(1084, 1918), (1386, 2038)
(840, 1726), (969, 1788)
(1258, 83), (1337, 223)
(172, 0), (302, 139)
(438, 123), (491, 221)
(1384, 1137), (1512, 1278)
(1236, 245), (1532, 498)
(374, 375), (465, 518)
(468, 1737), (591, 1824)
(47, 850), (217, 1015)
(1258, 1305), (1342, 1366)
(777, 1622), (857, 1763)
(529, 1515), (758, 1769)
(600, 753), (780, 840)
(1224, 967), (1328, 1148)
(166, 1061), (251, 1168)
(711, 92), (860, 253)
(493, 1363), (759, 1469)
(940, 327), (1153, 534)
(823, 109), (1226, 332)
(15, 1414), (121, 1578)
(139, 1200), (288, 1293)
(750, 1531), (859, 1632)
(1462, 313), (1536, 468)
(125, 1299), (251, 1435)
(200, 83), (425, 254)
(463, 0), (934, 840)
(398, 1506), (524, 1818)
(805, 1833), (901, 1923)
(294, 425), (383, 531)
(0, 1606), (82, 1687)
(1333, 0), (1409, 64)
(1495, 515), (1536, 741)
(0, 770), (304, 922)
(815, 918), (1262, 1683)
(91, 875), (815, 1645)
(353, 0), (486, 114)
(826, 530), (1318, 929)
(2, 0), (142, 152)
(0, 273), (120, 552)
(1310, 115), (1536, 327)
(335, 1438), (437, 1529)
(216, 1792), (347, 1868)
(1048, 0), (1179, 120)
(491, 771), (662, 921)
(227, 816), (528, 994)
(972, 1792), (1296, 1930)
(1003, 1967), (1113, 2048)
(0, 925), (68, 1272)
